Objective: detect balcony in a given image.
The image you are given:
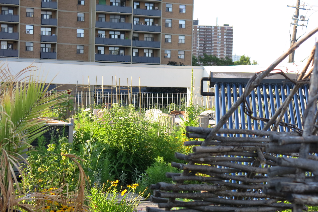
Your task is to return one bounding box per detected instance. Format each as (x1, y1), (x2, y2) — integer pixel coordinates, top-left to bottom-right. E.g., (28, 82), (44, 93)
(95, 54), (131, 62)
(41, 1), (57, 9)
(132, 40), (160, 48)
(132, 56), (159, 64)
(96, 5), (132, 14)
(40, 52), (56, 59)
(0, 14), (18, 22)
(41, 35), (57, 42)
(133, 24), (160, 32)
(95, 21), (131, 29)
(133, 9), (161, 17)
(41, 18), (57, 26)
(0, 0), (19, 5)
(0, 49), (18, 57)
(0, 31), (18, 39)
(95, 37), (131, 46)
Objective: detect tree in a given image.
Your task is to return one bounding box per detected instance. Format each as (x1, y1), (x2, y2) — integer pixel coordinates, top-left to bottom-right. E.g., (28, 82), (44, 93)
(234, 55), (257, 65)
(192, 54), (234, 66)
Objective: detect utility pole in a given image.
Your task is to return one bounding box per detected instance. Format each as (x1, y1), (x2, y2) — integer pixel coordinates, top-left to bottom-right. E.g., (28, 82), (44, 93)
(289, 0), (300, 63)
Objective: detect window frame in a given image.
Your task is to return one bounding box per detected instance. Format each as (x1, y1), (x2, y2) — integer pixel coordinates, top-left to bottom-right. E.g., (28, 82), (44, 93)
(26, 42), (33, 51)
(166, 3), (172, 12)
(179, 20), (185, 28)
(165, 19), (172, 28)
(26, 8), (34, 17)
(77, 45), (84, 54)
(178, 50), (185, 59)
(178, 35), (185, 43)
(78, 0), (85, 5)
(77, 29), (84, 38)
(26, 25), (34, 34)
(77, 13), (84, 22)
(165, 34), (171, 43)
(179, 5), (186, 13)
(164, 50), (171, 58)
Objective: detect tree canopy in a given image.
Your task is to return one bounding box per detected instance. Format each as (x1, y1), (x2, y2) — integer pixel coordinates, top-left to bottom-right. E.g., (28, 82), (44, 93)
(234, 55), (258, 65)
(192, 54), (233, 66)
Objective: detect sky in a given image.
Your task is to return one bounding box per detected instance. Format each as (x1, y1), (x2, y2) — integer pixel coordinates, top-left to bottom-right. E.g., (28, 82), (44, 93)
(193, 0), (318, 65)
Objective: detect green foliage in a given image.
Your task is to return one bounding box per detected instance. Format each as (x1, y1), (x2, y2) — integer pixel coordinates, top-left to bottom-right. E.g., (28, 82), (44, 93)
(135, 156), (180, 197)
(22, 136), (79, 192)
(234, 55), (257, 65)
(89, 181), (141, 212)
(73, 105), (188, 185)
(193, 54), (234, 66)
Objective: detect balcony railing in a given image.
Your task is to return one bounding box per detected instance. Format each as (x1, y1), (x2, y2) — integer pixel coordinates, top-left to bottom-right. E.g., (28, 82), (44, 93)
(0, 0), (19, 5)
(95, 54), (131, 62)
(96, 5), (132, 13)
(133, 24), (160, 32)
(41, 18), (57, 26)
(96, 21), (131, 29)
(132, 40), (160, 48)
(95, 37), (131, 46)
(132, 56), (160, 64)
(41, 1), (57, 9)
(0, 49), (18, 57)
(0, 14), (18, 22)
(0, 31), (18, 39)
(40, 52), (56, 59)
(133, 8), (161, 16)
(41, 35), (57, 42)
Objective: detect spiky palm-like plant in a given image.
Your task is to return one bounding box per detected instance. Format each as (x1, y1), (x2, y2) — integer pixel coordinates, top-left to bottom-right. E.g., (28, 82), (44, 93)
(0, 64), (88, 211)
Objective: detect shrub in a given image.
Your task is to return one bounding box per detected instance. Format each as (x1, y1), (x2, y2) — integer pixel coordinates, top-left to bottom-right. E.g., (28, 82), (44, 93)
(73, 105), (188, 185)
(135, 156), (181, 197)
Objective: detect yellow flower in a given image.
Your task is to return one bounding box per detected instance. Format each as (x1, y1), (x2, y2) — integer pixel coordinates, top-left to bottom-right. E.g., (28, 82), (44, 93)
(121, 189), (127, 196)
(44, 206), (50, 209)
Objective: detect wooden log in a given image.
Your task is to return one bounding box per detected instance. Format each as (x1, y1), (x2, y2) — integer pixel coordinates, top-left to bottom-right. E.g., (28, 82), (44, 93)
(257, 147), (266, 165)
(214, 162), (267, 174)
(267, 166), (296, 177)
(190, 156), (254, 163)
(175, 152), (190, 161)
(189, 152), (257, 159)
(154, 182), (227, 192)
(276, 182), (318, 193)
(288, 194), (318, 205)
(189, 206), (290, 212)
(263, 187), (290, 198)
(171, 162), (240, 173)
(187, 133), (270, 143)
(193, 146), (257, 153)
(271, 135), (318, 145)
(184, 141), (202, 146)
(150, 196), (168, 203)
(173, 174), (267, 183)
(158, 191), (268, 199)
(165, 172), (181, 178)
(218, 181), (264, 190)
(264, 154), (279, 163)
(277, 157), (318, 173)
(186, 126), (298, 137)
(185, 141), (266, 147)
(265, 143), (318, 153)
(158, 201), (213, 208)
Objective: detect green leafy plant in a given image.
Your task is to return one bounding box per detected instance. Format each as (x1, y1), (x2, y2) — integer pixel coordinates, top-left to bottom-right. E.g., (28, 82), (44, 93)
(135, 156), (181, 197)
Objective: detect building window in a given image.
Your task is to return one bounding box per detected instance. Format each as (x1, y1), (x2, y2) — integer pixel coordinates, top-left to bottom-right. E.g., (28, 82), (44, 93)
(145, 18), (154, 26)
(178, 50), (184, 59)
(165, 34), (171, 43)
(179, 20), (185, 28)
(109, 47), (124, 55)
(98, 14), (105, 22)
(165, 19), (172, 28)
(144, 49), (153, 57)
(179, 5), (186, 13)
(133, 48), (138, 57)
(110, 15), (125, 23)
(97, 46), (104, 54)
(1, 24), (13, 33)
(166, 3), (172, 12)
(145, 3), (154, 10)
(110, 0), (124, 6)
(179, 35), (185, 43)
(26, 25), (33, 34)
(41, 43), (51, 52)
(164, 50), (171, 58)
(133, 17), (139, 25)
(144, 34), (153, 41)
(41, 27), (52, 35)
(26, 42), (33, 51)
(133, 2), (140, 9)
(77, 13), (84, 22)
(1, 7), (13, 15)
(78, 0), (85, 5)
(26, 8), (34, 17)
(97, 30), (105, 38)
(109, 31), (124, 39)
(41, 11), (52, 19)
(77, 45), (84, 54)
(1, 41), (7, 49)
(132, 33), (139, 41)
(77, 29), (84, 37)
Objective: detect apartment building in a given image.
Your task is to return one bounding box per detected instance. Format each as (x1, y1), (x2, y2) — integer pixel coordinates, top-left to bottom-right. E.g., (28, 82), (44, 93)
(0, 0), (193, 65)
(192, 23), (233, 59)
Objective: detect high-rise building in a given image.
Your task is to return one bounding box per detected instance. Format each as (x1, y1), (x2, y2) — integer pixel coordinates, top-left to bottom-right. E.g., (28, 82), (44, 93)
(192, 23), (233, 59)
(0, 0), (193, 65)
